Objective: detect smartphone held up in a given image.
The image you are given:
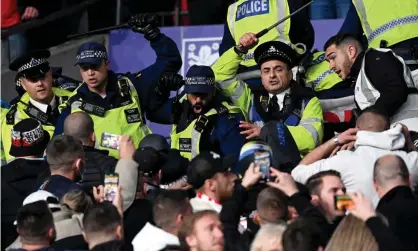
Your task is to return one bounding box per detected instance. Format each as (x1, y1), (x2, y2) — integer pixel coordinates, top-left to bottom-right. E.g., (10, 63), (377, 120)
(254, 151), (271, 182)
(104, 173), (119, 202)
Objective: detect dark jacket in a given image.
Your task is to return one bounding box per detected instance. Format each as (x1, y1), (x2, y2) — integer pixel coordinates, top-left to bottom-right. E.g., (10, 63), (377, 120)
(376, 186), (418, 250)
(53, 33), (182, 136)
(349, 50), (409, 117)
(90, 240), (134, 251)
(1, 158), (49, 250)
(123, 199), (154, 245)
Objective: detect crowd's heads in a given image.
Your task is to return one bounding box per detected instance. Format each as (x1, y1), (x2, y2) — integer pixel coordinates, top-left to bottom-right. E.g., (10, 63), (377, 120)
(373, 154), (410, 198)
(63, 112), (95, 147)
(187, 151), (236, 203)
(139, 134), (170, 153)
(324, 214), (378, 251)
(250, 223), (287, 251)
(306, 170), (345, 222)
(16, 201), (56, 247)
(9, 50), (54, 102)
(254, 41), (297, 95)
(82, 202), (123, 249)
(10, 118), (50, 158)
(46, 135), (85, 181)
(75, 42), (109, 89)
(179, 210), (224, 251)
(185, 65), (216, 114)
(282, 218), (323, 251)
(234, 141), (274, 176)
(159, 149), (190, 190)
(153, 190), (193, 235)
(255, 187), (289, 225)
(324, 33), (363, 80)
(355, 107), (390, 132)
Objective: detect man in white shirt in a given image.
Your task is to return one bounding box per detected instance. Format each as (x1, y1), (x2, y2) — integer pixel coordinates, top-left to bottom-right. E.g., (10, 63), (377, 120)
(291, 107), (418, 206)
(1, 50), (71, 162)
(187, 151), (237, 213)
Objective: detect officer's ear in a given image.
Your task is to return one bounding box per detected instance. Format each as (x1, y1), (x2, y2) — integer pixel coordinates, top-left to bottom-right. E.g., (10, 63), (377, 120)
(90, 132), (96, 143)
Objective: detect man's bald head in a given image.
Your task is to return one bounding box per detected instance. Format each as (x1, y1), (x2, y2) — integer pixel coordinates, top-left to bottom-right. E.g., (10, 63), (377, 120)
(356, 107), (390, 132)
(373, 155), (409, 190)
(64, 112), (94, 145)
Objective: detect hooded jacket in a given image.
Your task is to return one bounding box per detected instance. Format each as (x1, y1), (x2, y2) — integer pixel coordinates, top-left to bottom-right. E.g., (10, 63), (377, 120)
(291, 124), (418, 206)
(131, 223), (180, 251)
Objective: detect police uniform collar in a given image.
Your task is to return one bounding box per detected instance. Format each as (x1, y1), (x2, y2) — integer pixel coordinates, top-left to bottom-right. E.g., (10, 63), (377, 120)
(349, 51), (365, 81)
(29, 95), (57, 113)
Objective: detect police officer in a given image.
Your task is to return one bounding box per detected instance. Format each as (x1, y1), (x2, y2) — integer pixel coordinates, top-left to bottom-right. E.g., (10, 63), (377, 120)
(339, 0), (418, 84)
(213, 33), (324, 155)
(324, 33), (418, 132)
(304, 51), (356, 140)
(219, 0), (314, 89)
(54, 13), (183, 158)
(148, 65), (247, 160)
(1, 50), (71, 162)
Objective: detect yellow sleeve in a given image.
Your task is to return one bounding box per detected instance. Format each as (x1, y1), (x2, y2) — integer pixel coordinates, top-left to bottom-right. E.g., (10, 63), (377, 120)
(212, 47), (253, 115)
(287, 97), (324, 154)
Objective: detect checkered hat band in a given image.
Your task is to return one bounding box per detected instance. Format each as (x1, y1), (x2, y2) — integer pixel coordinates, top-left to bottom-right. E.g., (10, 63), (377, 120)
(186, 77), (215, 86)
(11, 122), (44, 147)
(76, 50), (108, 61)
(258, 50), (292, 64)
(18, 58), (47, 72)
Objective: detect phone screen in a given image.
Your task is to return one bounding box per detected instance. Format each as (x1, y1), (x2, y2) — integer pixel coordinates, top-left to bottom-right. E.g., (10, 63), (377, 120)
(104, 173), (119, 202)
(334, 195), (354, 211)
(100, 133), (120, 150)
(254, 151), (271, 182)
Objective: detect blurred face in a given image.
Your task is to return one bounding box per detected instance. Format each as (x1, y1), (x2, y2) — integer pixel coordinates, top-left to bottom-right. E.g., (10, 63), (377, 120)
(316, 176), (345, 221)
(187, 214), (224, 251)
(260, 60), (292, 95)
(187, 93), (214, 114)
(79, 61), (109, 89)
(21, 70), (54, 103)
(212, 172), (236, 202)
(325, 44), (355, 80)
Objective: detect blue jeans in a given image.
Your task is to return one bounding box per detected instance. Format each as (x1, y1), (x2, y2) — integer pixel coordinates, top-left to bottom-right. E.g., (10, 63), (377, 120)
(310, 0), (351, 20)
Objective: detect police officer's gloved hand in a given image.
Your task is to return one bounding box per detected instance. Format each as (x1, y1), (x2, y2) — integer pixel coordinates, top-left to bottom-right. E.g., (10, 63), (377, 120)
(159, 72), (185, 91)
(128, 13), (160, 41)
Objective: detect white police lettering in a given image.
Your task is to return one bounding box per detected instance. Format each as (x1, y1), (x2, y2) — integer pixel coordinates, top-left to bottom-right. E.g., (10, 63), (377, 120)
(210, 151), (221, 159)
(236, 0), (269, 21)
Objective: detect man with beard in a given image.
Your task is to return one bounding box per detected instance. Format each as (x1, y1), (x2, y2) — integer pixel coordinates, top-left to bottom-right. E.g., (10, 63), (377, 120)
(213, 32), (324, 156)
(149, 65), (247, 160)
(54, 13), (182, 158)
(38, 135), (85, 199)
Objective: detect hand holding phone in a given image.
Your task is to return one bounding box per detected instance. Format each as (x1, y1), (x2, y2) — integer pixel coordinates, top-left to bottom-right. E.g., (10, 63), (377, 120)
(254, 151), (271, 182)
(104, 173), (119, 202)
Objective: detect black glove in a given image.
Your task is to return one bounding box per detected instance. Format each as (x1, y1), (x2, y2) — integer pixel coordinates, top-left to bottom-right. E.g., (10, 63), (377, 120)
(128, 13), (160, 41)
(159, 72), (185, 91)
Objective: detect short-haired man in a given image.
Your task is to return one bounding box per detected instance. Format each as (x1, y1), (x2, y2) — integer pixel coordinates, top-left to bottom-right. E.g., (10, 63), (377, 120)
(282, 218), (323, 251)
(64, 112), (117, 192)
(82, 203), (129, 250)
(187, 151), (236, 213)
(250, 223), (287, 251)
(132, 190), (193, 250)
(292, 107), (418, 205)
(253, 187), (289, 225)
(39, 135), (85, 199)
(9, 201), (56, 251)
(373, 155), (418, 250)
(324, 33), (418, 131)
(178, 210), (224, 251)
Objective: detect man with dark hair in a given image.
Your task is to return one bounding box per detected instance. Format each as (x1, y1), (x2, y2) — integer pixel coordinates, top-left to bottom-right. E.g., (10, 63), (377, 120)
(282, 218), (323, 251)
(82, 202), (129, 250)
(292, 108), (418, 206)
(39, 135), (85, 199)
(132, 190), (193, 250)
(373, 154), (418, 250)
(324, 33), (418, 131)
(63, 112), (117, 193)
(9, 201), (56, 251)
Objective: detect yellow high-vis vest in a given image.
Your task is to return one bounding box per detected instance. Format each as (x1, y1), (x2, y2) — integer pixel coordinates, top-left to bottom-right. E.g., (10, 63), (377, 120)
(352, 0), (418, 48)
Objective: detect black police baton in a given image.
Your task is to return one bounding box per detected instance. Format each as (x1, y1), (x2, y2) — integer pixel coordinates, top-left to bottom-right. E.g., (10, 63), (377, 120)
(238, 1), (313, 49)
(67, 24), (129, 40)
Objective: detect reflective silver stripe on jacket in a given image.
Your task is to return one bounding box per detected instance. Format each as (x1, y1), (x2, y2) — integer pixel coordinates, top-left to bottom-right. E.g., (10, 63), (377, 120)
(299, 118), (321, 147)
(311, 69), (334, 89)
(190, 108), (217, 158)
